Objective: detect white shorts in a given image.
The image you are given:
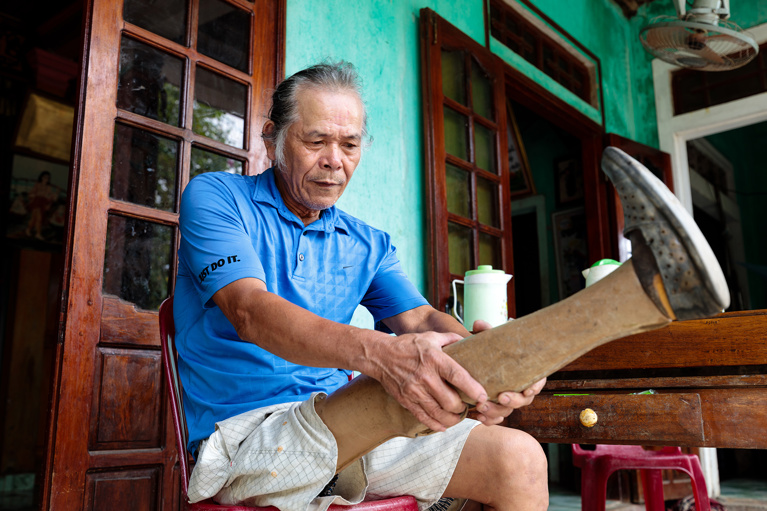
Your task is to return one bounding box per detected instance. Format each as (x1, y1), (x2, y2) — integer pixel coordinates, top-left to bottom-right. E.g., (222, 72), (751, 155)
(188, 393), (479, 511)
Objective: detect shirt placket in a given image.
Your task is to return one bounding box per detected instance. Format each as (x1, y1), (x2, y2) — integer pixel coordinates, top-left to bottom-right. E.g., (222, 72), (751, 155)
(293, 228), (311, 280)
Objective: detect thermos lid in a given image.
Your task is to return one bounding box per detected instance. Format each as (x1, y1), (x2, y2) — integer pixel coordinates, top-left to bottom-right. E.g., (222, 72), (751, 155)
(590, 258), (621, 267)
(465, 265), (505, 276)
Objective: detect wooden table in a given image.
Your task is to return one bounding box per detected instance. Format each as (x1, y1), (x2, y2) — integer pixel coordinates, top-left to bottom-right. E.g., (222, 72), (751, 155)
(506, 310), (767, 448)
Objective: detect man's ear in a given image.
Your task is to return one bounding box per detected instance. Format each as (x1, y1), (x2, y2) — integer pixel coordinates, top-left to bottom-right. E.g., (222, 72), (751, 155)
(262, 121), (277, 162)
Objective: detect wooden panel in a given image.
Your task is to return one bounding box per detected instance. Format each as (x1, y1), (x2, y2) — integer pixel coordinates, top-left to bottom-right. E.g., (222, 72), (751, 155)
(546, 374), (767, 391)
(506, 392), (705, 445)
(508, 386), (767, 448)
(90, 347), (163, 450)
(696, 387), (767, 449)
(84, 466), (160, 511)
(0, 250), (53, 473)
(559, 310), (767, 372)
(100, 296), (160, 346)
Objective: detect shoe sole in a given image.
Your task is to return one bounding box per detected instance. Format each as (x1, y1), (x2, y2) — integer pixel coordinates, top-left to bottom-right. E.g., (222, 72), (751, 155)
(602, 146), (730, 320)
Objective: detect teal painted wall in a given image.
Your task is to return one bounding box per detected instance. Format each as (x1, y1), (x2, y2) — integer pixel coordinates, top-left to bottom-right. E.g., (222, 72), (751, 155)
(283, 0), (767, 319)
(284, 0), (486, 305)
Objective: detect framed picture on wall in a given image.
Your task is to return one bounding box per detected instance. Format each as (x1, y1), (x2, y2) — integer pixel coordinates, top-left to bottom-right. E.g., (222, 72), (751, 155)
(554, 156), (584, 205)
(14, 92), (75, 162)
(506, 100), (535, 198)
(6, 153), (69, 247)
(552, 207), (589, 299)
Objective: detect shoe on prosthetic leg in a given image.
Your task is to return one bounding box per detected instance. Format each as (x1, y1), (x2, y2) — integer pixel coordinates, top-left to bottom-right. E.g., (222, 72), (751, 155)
(601, 146), (730, 320)
(315, 146), (731, 473)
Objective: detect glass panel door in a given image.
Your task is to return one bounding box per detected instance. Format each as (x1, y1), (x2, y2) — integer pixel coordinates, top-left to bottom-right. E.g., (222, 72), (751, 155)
(441, 51), (506, 314)
(420, 9), (514, 316)
(44, 1), (283, 509)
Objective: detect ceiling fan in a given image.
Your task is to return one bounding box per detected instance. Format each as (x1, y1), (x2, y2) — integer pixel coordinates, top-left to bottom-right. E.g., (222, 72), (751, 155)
(639, 0), (759, 71)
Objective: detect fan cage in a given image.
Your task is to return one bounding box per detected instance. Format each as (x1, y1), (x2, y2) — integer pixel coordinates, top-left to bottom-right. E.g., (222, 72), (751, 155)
(640, 17), (759, 71)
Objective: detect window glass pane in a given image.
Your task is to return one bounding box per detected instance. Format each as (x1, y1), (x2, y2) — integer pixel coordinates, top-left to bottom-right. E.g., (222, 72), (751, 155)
(543, 45), (556, 76)
(103, 215), (173, 311)
(474, 123), (496, 173)
(479, 232), (501, 269)
(190, 147), (243, 180)
(111, 123), (179, 212)
(448, 222), (473, 276)
(118, 37), (183, 126)
(198, 0), (250, 72)
(441, 49), (466, 105)
(446, 163), (470, 218)
(477, 176), (499, 227)
(471, 59), (493, 120)
(193, 67), (247, 148)
(123, 0), (187, 45)
(443, 107), (468, 161)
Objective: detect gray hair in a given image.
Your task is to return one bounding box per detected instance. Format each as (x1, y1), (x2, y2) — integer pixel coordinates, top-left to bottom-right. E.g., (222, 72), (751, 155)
(262, 61), (370, 169)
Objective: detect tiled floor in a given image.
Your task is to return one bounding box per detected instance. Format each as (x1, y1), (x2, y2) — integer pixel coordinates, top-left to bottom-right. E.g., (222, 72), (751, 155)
(0, 474), (34, 510)
(0, 476), (764, 510)
(549, 479), (767, 511)
(549, 484), (644, 511)
(720, 479), (767, 501)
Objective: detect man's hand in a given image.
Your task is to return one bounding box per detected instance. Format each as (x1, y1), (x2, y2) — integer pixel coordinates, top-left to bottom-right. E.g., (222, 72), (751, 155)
(375, 307), (545, 432)
(468, 320), (546, 426)
(372, 330), (489, 433)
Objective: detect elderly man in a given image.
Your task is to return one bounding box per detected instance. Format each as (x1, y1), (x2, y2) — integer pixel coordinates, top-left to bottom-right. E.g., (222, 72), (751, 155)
(174, 61), (548, 511)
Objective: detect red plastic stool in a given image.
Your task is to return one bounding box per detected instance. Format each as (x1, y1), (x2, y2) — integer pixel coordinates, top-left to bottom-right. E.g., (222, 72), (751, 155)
(571, 445), (710, 511)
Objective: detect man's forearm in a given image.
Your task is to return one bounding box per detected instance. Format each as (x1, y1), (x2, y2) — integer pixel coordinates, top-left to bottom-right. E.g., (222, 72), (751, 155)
(383, 304), (470, 337)
(213, 278), (393, 378)
(418, 309), (470, 337)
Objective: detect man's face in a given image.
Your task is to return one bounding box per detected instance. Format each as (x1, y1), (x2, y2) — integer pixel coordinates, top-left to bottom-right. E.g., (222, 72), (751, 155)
(267, 87), (364, 223)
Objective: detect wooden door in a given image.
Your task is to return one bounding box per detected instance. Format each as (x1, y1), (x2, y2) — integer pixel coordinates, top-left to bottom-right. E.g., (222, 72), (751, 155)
(41, 0), (283, 509)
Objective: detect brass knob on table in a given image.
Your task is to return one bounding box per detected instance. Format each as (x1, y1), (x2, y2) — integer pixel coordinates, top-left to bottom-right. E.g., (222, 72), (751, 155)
(580, 408), (598, 427)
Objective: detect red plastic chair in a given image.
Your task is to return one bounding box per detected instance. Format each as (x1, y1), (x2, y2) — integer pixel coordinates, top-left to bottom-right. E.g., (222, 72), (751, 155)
(571, 444), (710, 511)
(159, 296), (419, 511)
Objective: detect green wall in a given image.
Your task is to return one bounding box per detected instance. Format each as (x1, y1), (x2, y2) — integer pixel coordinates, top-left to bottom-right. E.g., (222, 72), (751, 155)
(285, 0), (486, 302)
(283, 0), (767, 318)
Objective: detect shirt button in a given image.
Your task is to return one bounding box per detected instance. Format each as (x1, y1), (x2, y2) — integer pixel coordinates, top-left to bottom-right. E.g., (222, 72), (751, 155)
(298, 253), (304, 261)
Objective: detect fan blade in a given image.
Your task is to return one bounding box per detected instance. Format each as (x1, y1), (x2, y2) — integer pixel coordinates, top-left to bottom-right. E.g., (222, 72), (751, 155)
(692, 41), (726, 64)
(644, 25), (690, 48)
(705, 32), (749, 52)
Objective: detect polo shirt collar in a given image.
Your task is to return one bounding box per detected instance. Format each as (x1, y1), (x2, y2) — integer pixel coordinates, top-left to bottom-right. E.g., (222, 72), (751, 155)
(253, 168), (347, 234)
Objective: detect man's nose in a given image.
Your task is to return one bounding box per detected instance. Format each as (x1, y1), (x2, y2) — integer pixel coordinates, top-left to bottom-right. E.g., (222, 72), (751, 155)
(320, 144), (343, 170)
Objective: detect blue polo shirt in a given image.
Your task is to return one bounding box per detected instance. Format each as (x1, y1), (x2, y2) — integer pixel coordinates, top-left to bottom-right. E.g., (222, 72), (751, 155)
(175, 169), (428, 452)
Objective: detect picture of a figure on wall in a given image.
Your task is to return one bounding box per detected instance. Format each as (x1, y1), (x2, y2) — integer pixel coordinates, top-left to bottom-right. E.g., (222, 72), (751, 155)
(555, 157), (584, 206)
(552, 207), (589, 299)
(6, 154), (69, 246)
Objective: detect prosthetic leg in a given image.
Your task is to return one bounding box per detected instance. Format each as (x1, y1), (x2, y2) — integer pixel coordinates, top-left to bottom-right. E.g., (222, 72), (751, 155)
(315, 147), (731, 473)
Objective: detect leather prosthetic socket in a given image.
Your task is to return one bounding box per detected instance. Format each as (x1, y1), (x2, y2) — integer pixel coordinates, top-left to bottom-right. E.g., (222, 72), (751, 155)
(315, 147), (731, 473)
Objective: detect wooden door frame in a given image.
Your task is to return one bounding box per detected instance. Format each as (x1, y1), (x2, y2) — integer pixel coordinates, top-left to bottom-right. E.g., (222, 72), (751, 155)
(501, 63), (608, 263)
(421, 8), (609, 314)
